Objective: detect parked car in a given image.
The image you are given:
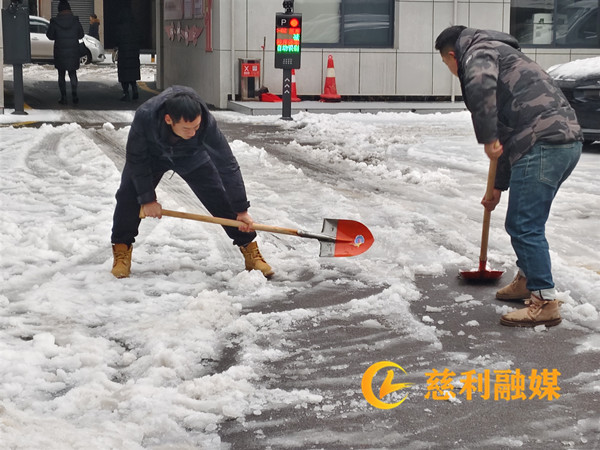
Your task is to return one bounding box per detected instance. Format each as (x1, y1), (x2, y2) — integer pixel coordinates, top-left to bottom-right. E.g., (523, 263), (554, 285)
(547, 56), (600, 145)
(29, 15), (105, 65)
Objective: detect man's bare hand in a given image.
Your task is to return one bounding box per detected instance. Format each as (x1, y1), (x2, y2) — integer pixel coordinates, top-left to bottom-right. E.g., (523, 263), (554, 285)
(482, 189), (502, 212)
(143, 201), (162, 218)
(484, 140), (503, 160)
(236, 211), (254, 232)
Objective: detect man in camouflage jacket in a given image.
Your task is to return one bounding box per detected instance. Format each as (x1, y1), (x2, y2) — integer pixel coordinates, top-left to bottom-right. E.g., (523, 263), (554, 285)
(435, 26), (583, 328)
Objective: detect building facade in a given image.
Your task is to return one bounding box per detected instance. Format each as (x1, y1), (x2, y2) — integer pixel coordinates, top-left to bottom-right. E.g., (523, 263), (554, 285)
(157, 0), (599, 109)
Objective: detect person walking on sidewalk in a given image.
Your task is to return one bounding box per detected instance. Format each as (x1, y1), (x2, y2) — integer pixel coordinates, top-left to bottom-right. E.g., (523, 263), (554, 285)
(46, 0), (84, 105)
(110, 85), (274, 279)
(435, 26), (582, 328)
(88, 14), (100, 40)
(114, 8), (141, 101)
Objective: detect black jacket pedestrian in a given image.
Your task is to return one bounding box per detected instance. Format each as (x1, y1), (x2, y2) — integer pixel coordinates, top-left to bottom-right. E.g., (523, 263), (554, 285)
(89, 18), (100, 40)
(126, 86), (250, 211)
(46, 11), (84, 71)
(116, 16), (141, 83)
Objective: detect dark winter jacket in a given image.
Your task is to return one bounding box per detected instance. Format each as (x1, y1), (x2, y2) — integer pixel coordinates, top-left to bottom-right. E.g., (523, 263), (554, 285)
(46, 11), (84, 71)
(89, 19), (100, 40)
(455, 28), (582, 190)
(115, 17), (141, 83)
(126, 86), (250, 211)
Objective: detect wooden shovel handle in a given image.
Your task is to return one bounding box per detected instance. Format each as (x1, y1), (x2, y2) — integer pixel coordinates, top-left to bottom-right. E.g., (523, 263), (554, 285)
(140, 207), (300, 237)
(480, 158), (498, 263)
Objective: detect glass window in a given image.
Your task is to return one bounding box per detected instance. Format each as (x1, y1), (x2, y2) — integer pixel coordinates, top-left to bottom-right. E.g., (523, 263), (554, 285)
(295, 0), (394, 48)
(555, 0), (599, 46)
(511, 0), (599, 48)
(29, 20), (49, 34)
(296, 0), (341, 45)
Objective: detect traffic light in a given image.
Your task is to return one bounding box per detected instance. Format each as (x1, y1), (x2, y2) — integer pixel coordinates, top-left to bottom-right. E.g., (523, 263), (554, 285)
(275, 13), (302, 69)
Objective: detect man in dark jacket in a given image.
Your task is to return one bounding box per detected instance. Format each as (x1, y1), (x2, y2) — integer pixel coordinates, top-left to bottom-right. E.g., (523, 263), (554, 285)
(111, 86), (274, 279)
(88, 14), (100, 40)
(435, 26), (582, 328)
(46, 0), (84, 104)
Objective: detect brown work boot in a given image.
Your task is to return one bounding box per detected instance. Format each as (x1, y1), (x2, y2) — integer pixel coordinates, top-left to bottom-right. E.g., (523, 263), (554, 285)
(500, 295), (561, 328)
(240, 241), (274, 278)
(111, 244), (132, 278)
(496, 272), (531, 301)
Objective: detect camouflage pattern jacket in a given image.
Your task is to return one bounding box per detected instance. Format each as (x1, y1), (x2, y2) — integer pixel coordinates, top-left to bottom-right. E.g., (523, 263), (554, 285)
(455, 28), (582, 190)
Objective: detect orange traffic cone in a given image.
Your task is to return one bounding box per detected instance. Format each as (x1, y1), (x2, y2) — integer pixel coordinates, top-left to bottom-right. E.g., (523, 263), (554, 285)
(291, 69), (301, 102)
(320, 55), (341, 102)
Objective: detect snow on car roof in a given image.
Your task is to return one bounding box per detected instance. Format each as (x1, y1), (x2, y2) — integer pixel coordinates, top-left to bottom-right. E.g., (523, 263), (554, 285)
(547, 56), (600, 80)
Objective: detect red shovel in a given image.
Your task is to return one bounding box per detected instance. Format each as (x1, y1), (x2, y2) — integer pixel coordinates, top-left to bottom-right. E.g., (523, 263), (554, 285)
(140, 208), (374, 257)
(460, 158), (504, 281)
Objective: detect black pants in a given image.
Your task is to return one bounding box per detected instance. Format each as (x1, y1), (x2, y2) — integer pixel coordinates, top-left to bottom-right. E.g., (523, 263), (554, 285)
(57, 69), (78, 96)
(111, 159), (256, 247)
(121, 81), (138, 95)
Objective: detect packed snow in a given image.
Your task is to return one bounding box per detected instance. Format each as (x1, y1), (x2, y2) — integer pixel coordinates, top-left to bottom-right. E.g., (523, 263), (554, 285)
(547, 56), (600, 80)
(1, 62), (599, 448)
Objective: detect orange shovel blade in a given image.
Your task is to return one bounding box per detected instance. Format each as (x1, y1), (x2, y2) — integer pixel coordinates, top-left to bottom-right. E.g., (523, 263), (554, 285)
(318, 219), (374, 257)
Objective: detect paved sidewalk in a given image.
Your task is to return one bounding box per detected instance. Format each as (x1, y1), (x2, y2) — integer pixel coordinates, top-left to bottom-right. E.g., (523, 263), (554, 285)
(227, 99), (467, 115)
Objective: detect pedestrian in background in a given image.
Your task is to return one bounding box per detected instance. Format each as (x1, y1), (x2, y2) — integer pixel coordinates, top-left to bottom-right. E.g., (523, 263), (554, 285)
(89, 13), (100, 40)
(46, 0), (84, 105)
(115, 9), (141, 101)
(435, 26), (582, 328)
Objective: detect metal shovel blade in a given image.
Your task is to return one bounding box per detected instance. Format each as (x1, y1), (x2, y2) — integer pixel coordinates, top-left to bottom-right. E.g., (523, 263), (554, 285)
(318, 219), (374, 257)
(459, 259), (504, 281)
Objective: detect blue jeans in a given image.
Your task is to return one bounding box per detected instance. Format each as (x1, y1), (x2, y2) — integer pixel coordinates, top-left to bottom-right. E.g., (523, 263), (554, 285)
(505, 141), (582, 292)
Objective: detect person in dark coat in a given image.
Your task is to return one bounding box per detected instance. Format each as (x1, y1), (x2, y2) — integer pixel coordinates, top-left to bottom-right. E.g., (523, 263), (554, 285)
(110, 86), (274, 279)
(435, 26), (582, 328)
(115, 10), (141, 101)
(46, 0), (84, 105)
(88, 14), (100, 40)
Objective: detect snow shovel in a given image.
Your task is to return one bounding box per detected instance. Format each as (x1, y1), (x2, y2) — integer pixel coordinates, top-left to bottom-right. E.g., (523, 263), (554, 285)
(140, 208), (374, 257)
(460, 158), (504, 281)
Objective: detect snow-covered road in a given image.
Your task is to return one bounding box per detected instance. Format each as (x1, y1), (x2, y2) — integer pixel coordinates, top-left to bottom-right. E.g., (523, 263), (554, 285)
(1, 62), (599, 449)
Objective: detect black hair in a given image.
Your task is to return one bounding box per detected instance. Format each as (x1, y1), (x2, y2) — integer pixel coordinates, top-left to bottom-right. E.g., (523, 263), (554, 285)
(58, 0), (71, 12)
(435, 25), (467, 54)
(164, 93), (203, 123)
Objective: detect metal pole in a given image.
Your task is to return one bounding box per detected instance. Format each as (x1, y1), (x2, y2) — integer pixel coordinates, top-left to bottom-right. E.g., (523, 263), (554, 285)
(280, 0), (295, 120)
(0, 8), (4, 115)
(12, 63), (27, 115)
(281, 68), (292, 120)
(231, 0), (235, 101)
(261, 36), (266, 88)
(450, 0), (458, 103)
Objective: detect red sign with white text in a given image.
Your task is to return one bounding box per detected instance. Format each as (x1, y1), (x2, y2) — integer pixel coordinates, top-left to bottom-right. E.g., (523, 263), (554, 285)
(241, 63), (260, 77)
